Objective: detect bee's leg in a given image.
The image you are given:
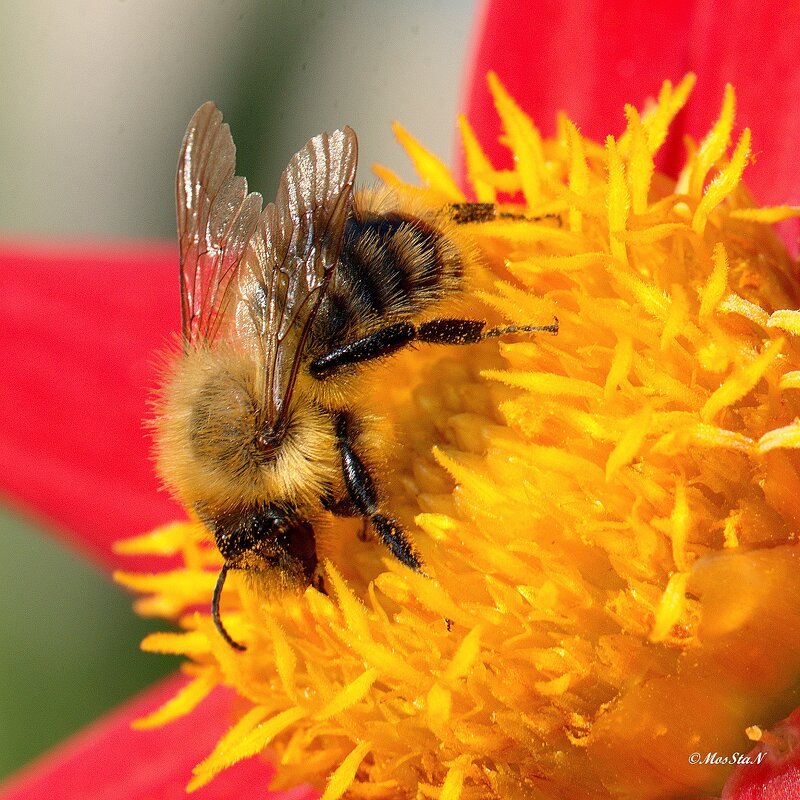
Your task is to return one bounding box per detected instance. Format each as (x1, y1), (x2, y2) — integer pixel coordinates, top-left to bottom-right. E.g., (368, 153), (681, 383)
(311, 323), (418, 377)
(417, 317), (559, 343)
(310, 317), (558, 377)
(322, 494), (360, 517)
(449, 202), (562, 226)
(448, 202), (497, 223)
(322, 494), (372, 540)
(333, 411), (423, 572)
(212, 564), (246, 651)
(356, 518), (372, 542)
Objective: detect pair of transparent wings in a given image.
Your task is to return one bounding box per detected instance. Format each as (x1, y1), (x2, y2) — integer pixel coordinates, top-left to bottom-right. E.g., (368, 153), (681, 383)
(177, 102), (358, 430)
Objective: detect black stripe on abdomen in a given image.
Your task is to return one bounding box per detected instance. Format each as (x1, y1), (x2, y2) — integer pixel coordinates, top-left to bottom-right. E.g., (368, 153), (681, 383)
(308, 212), (463, 358)
(336, 213), (460, 317)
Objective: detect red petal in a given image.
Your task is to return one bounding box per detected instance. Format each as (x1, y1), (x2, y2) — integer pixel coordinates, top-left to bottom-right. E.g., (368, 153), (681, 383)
(463, 0), (694, 171)
(463, 0), (800, 246)
(0, 673), (315, 800)
(721, 709), (800, 800)
(679, 2), (800, 208)
(0, 239), (184, 573)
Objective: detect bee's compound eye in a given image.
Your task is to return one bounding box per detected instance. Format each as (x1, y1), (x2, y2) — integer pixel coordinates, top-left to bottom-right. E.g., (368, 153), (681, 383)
(282, 521), (318, 585)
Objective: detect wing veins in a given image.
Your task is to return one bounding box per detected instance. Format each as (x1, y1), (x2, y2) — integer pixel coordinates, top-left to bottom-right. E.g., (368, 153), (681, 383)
(236, 126), (358, 432)
(177, 102), (262, 350)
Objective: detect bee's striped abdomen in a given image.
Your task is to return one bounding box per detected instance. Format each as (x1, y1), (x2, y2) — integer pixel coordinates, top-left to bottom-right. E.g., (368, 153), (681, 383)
(312, 211), (463, 355)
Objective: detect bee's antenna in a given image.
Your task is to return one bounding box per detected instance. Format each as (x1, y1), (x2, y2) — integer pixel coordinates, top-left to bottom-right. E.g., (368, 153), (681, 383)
(212, 564), (247, 651)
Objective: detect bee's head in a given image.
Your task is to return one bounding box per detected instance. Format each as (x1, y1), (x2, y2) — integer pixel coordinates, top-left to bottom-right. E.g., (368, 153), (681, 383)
(208, 505), (321, 651)
(206, 503), (319, 587)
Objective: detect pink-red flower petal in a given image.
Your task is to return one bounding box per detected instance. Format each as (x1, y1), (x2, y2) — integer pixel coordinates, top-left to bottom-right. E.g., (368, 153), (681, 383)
(721, 709), (800, 800)
(0, 239), (184, 573)
(0, 673), (314, 800)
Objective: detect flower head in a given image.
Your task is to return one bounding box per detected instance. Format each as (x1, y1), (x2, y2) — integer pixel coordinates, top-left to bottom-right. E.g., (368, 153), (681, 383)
(116, 75), (800, 799)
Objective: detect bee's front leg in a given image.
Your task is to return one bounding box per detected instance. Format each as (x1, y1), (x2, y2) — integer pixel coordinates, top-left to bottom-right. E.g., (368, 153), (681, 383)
(332, 411), (422, 572)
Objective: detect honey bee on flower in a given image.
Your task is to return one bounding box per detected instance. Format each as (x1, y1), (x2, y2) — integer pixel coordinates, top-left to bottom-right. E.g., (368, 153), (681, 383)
(153, 103), (557, 650)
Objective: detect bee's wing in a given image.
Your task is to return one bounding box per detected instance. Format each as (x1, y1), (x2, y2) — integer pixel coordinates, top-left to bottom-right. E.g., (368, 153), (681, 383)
(177, 102), (263, 348)
(236, 127), (358, 430)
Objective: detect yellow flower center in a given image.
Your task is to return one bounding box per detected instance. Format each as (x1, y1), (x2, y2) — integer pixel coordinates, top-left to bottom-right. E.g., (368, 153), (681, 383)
(116, 74), (800, 799)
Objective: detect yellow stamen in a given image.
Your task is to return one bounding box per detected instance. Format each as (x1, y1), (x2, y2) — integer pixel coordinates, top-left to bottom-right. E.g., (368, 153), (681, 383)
(391, 122), (464, 203)
(133, 671), (218, 730)
(457, 114), (497, 204)
(487, 71), (546, 207)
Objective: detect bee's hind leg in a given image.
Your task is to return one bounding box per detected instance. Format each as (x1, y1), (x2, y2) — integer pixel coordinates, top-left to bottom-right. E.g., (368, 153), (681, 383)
(448, 202), (562, 226)
(332, 411), (423, 572)
(310, 317), (558, 378)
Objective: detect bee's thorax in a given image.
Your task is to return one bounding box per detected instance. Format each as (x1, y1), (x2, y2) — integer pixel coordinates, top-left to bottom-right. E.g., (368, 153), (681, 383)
(154, 348), (340, 515)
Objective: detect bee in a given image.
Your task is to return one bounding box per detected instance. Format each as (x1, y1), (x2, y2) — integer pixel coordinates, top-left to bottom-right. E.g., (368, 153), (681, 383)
(154, 102), (558, 650)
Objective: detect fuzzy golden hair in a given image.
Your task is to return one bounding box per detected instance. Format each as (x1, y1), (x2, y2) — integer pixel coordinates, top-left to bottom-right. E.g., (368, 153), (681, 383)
(153, 345), (342, 517)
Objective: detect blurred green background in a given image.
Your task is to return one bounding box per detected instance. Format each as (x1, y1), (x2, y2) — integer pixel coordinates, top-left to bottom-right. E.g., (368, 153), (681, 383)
(0, 0), (477, 781)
